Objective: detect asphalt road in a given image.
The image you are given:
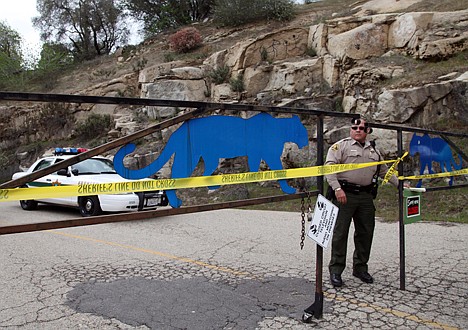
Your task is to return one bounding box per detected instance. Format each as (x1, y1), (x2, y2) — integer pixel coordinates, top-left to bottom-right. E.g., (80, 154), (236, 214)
(1, 201), (467, 329)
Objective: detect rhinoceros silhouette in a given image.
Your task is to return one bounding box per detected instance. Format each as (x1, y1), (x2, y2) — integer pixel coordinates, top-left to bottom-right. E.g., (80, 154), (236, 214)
(113, 113), (309, 207)
(409, 133), (462, 187)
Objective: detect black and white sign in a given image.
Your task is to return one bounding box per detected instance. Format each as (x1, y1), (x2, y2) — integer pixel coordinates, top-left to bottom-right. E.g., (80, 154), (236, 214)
(307, 194), (339, 249)
(406, 195), (420, 217)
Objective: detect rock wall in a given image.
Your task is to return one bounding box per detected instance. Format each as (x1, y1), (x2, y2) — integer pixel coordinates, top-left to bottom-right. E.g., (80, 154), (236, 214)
(136, 9), (467, 156)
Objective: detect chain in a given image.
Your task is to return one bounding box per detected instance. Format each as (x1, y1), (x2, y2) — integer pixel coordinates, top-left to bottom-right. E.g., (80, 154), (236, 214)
(300, 195), (306, 250)
(300, 192), (313, 250)
(307, 191), (312, 216)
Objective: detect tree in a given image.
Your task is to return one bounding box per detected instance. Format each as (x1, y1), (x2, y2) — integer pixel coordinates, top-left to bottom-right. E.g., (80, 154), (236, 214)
(213, 0), (295, 27)
(31, 43), (74, 88)
(33, 0), (130, 61)
(36, 43), (73, 71)
(0, 21), (23, 88)
(124, 0), (214, 37)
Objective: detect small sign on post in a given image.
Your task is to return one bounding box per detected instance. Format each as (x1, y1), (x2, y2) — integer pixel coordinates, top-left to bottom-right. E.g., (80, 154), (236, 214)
(403, 187), (425, 224)
(307, 194), (339, 248)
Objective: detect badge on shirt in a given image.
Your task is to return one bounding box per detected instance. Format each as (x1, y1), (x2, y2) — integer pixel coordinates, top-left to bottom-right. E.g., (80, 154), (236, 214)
(331, 144), (339, 151)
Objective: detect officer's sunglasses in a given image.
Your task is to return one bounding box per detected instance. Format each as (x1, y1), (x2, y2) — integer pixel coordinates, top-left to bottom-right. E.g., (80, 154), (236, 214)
(351, 126), (366, 131)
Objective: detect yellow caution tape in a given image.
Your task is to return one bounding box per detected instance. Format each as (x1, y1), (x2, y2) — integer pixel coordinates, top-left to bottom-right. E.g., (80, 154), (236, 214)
(1, 159), (396, 202)
(2, 157), (466, 202)
(398, 168), (468, 181)
(382, 152), (408, 185)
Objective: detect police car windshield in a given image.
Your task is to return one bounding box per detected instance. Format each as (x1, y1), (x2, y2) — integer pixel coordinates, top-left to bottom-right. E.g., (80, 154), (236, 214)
(71, 158), (116, 175)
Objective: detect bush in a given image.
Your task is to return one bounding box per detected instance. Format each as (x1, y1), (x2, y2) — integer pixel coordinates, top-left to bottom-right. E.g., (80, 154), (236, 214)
(168, 27), (203, 53)
(75, 114), (112, 140)
(209, 65), (230, 84)
(214, 0), (295, 27)
(230, 72), (245, 92)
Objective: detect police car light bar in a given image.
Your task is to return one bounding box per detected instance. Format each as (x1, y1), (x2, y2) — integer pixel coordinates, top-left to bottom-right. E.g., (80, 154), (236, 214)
(54, 147), (88, 155)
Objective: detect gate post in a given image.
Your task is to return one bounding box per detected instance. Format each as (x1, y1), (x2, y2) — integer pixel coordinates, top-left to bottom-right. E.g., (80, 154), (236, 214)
(303, 115), (325, 321)
(397, 129), (406, 290)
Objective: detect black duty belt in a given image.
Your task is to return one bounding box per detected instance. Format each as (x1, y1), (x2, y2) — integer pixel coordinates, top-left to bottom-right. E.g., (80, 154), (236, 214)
(338, 180), (373, 194)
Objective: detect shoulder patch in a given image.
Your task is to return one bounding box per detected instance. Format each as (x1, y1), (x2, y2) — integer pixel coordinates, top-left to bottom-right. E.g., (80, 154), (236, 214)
(331, 144), (339, 151)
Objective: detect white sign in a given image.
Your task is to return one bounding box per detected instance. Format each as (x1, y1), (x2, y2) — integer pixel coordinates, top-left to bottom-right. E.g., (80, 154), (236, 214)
(307, 194), (339, 249)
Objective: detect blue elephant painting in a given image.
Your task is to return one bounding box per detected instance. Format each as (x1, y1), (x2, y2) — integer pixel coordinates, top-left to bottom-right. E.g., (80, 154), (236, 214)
(114, 113), (309, 207)
(409, 133), (462, 187)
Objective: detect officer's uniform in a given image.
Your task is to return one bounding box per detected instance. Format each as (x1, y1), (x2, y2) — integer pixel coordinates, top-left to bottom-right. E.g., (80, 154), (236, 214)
(325, 137), (398, 275)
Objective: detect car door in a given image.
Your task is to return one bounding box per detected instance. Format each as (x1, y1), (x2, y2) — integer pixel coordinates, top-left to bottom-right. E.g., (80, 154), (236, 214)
(31, 158), (75, 206)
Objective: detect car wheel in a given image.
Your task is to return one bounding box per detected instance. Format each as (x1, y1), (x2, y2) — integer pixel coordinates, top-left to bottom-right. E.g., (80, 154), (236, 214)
(79, 196), (102, 217)
(20, 199), (38, 211)
(19, 185), (38, 210)
(160, 193), (169, 207)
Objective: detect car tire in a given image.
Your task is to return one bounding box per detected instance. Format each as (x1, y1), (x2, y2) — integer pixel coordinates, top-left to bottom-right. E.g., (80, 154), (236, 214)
(78, 196), (102, 217)
(160, 193), (169, 207)
(19, 185), (38, 210)
(20, 199), (38, 211)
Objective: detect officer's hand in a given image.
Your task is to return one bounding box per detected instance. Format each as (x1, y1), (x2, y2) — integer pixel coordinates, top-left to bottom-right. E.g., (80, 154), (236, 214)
(335, 189), (347, 204)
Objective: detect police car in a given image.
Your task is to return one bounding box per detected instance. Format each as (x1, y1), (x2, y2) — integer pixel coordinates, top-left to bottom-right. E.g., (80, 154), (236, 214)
(12, 147), (168, 216)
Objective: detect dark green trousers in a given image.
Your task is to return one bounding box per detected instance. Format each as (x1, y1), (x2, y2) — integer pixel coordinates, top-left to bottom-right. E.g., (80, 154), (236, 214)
(329, 191), (375, 274)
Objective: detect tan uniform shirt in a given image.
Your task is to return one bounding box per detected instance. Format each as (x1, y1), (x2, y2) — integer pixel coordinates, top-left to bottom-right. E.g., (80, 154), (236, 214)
(325, 137), (399, 190)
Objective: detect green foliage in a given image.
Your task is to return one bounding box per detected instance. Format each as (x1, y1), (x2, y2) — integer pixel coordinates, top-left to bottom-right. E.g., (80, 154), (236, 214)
(123, 0), (214, 37)
(164, 52), (177, 62)
(29, 43), (74, 89)
(213, 0), (296, 27)
(168, 27), (203, 53)
(305, 46), (317, 57)
(35, 43), (73, 72)
(209, 65), (230, 84)
(230, 72), (244, 92)
(33, 0), (129, 61)
(75, 114), (112, 140)
(334, 96), (344, 112)
(260, 47), (269, 61)
(0, 21), (22, 59)
(0, 21), (24, 90)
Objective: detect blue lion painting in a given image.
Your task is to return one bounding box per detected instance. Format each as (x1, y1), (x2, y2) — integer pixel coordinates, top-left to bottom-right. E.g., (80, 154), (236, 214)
(114, 113), (309, 207)
(409, 133), (462, 187)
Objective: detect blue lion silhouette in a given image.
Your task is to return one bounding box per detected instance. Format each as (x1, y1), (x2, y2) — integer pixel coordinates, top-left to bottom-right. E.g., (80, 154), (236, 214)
(409, 133), (462, 187)
(114, 113), (309, 207)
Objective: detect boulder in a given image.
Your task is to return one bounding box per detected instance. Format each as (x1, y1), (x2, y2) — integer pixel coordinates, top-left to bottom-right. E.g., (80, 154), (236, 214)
(224, 28), (308, 71)
(138, 61), (187, 83)
(375, 80), (456, 123)
(388, 12), (434, 48)
(263, 58), (323, 94)
(417, 34), (468, 59)
(328, 23), (389, 60)
(169, 67), (206, 80)
(243, 65), (272, 97)
(308, 24), (328, 56)
(142, 79), (208, 119)
(211, 83), (237, 101)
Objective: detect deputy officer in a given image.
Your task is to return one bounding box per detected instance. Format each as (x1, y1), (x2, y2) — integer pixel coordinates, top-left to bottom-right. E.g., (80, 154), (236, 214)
(325, 118), (402, 287)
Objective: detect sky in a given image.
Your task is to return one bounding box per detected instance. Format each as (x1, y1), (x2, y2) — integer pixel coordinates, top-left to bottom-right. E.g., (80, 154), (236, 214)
(0, 0), (42, 57)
